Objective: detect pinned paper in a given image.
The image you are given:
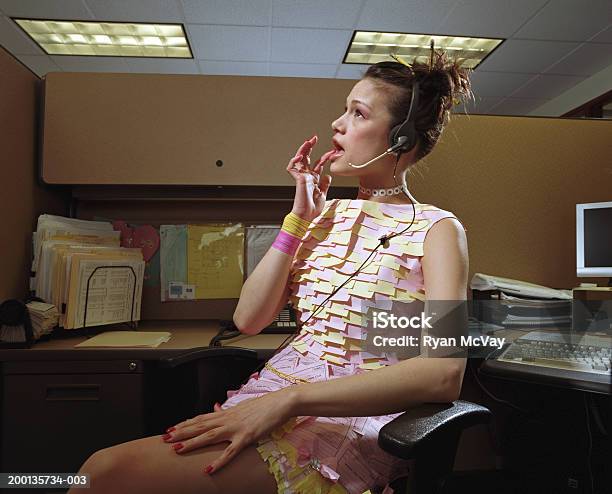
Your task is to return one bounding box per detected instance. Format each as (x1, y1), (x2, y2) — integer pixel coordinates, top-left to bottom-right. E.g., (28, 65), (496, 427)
(187, 224), (244, 299)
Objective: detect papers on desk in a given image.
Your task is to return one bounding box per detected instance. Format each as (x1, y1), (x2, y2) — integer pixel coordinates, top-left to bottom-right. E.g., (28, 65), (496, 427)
(470, 273), (573, 300)
(26, 301), (58, 339)
(471, 274), (572, 329)
(32, 214), (145, 330)
(75, 331), (171, 348)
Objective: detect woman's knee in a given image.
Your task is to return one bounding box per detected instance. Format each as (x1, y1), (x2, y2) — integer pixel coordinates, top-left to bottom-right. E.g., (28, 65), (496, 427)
(78, 445), (130, 487)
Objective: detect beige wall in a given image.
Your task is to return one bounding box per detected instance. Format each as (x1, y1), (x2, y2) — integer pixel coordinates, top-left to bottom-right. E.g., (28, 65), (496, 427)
(0, 46), (69, 301)
(8, 65), (612, 306)
(409, 114), (612, 290)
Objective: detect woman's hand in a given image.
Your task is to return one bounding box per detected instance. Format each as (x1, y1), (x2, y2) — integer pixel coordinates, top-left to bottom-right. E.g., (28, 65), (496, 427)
(286, 135), (335, 222)
(163, 388), (297, 474)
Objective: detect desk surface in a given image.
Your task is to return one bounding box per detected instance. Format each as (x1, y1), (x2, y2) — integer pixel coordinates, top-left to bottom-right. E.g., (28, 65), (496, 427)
(0, 320), (289, 361)
(479, 327), (612, 395)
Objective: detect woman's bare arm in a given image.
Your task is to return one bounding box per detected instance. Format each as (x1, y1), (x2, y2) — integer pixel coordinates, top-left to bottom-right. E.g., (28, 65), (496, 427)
(233, 136), (335, 335)
(233, 247), (293, 335)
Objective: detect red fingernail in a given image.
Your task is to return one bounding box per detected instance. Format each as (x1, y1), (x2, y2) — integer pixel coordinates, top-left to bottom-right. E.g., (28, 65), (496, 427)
(166, 427), (175, 433)
(204, 465), (213, 474)
(173, 443), (184, 451)
(162, 433), (172, 441)
(214, 402), (220, 408)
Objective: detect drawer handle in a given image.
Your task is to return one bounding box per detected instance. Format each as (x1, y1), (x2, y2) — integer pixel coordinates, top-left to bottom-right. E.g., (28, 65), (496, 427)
(46, 384), (101, 401)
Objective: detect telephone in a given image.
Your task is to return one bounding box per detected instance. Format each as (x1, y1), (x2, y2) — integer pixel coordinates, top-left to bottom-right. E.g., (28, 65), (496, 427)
(210, 305), (298, 347)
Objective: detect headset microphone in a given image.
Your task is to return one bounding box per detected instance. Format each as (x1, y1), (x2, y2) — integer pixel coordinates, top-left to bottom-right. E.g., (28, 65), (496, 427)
(348, 136), (408, 169)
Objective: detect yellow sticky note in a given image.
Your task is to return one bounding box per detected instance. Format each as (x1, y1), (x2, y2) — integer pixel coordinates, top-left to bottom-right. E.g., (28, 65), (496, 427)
(322, 354), (347, 366)
(359, 362), (386, 370)
(397, 241), (425, 257)
(332, 230), (352, 245)
(326, 303), (349, 317)
(310, 227), (329, 241)
(187, 224), (244, 299)
(361, 262), (380, 275)
(374, 279), (396, 296)
(351, 280), (375, 297)
(321, 330), (346, 345)
(346, 310), (363, 325)
(360, 202), (387, 220)
(393, 289), (418, 302)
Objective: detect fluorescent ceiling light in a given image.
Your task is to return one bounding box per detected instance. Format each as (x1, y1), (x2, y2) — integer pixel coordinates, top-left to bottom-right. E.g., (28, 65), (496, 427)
(344, 31), (503, 69)
(13, 18), (192, 58)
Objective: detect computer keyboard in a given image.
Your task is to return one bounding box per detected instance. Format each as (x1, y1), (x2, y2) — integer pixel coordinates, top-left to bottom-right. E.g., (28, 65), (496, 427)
(498, 331), (612, 375)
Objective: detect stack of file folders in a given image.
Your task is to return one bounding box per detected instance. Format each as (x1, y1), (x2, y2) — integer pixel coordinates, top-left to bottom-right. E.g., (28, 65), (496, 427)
(26, 301), (59, 339)
(470, 273), (572, 329)
(31, 214), (145, 330)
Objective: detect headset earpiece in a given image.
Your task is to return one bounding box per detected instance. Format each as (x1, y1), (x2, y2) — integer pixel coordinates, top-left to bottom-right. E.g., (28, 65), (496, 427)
(388, 80), (420, 155)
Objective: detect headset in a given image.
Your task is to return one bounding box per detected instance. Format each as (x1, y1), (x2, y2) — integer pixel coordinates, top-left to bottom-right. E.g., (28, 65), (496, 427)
(389, 79), (420, 155)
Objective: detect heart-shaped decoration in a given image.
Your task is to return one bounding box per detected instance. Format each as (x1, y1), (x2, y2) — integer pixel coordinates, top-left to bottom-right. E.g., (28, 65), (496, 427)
(132, 225), (160, 262)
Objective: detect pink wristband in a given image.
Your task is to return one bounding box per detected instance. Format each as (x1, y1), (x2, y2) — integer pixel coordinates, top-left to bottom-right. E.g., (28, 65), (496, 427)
(272, 230), (301, 256)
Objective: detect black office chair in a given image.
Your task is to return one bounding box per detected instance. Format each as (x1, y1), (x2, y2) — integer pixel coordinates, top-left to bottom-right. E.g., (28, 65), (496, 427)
(160, 348), (492, 494)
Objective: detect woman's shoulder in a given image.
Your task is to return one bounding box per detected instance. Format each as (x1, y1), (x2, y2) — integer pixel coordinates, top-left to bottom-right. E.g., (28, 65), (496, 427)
(419, 204), (467, 234)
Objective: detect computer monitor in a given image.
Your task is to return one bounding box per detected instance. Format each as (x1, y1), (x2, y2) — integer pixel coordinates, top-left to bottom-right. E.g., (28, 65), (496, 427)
(576, 201), (612, 280)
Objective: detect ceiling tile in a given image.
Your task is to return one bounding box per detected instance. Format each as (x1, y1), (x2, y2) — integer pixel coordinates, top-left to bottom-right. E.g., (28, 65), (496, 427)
(469, 70), (536, 98)
(50, 55), (130, 72)
(511, 73), (586, 99)
(85, 0), (184, 23)
(187, 24), (269, 61)
(454, 96), (504, 114)
(438, 0), (548, 38)
(197, 60), (269, 76)
(272, 0), (360, 29)
(127, 58), (199, 74)
(489, 97), (549, 116)
(477, 39), (580, 73)
(181, 0), (271, 26)
(357, 0), (455, 33)
(0, 0), (92, 19)
(17, 54), (60, 77)
(545, 42), (612, 76)
(271, 28), (352, 64)
(0, 15), (43, 55)
(513, 0), (611, 41)
(589, 25), (612, 43)
(269, 62), (337, 78)
(336, 63), (369, 80)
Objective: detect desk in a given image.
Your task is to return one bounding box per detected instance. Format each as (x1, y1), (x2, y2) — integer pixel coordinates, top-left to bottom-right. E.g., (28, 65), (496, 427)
(474, 328), (611, 493)
(477, 327), (611, 395)
(0, 321), (288, 477)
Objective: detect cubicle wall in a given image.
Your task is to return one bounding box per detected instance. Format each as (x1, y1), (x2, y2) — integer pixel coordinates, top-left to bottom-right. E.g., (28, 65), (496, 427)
(0, 47), (68, 301)
(39, 72), (612, 320)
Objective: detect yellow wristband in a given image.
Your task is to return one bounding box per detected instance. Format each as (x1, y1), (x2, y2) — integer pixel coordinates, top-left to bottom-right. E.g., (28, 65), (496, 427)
(282, 212), (311, 238)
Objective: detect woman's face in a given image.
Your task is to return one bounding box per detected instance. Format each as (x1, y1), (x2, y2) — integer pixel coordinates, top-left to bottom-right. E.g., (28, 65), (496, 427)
(328, 78), (395, 177)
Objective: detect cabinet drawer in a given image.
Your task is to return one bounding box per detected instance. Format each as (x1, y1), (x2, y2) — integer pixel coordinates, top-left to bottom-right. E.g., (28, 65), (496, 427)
(1, 371), (145, 473)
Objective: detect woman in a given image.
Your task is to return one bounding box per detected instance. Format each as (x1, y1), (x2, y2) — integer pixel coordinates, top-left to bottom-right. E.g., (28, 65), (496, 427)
(72, 51), (472, 494)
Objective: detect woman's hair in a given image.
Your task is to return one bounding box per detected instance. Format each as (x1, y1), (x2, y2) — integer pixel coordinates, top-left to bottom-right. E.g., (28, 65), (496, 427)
(363, 51), (473, 163)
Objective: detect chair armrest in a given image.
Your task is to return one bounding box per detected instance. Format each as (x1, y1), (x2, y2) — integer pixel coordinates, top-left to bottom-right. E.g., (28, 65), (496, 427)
(378, 400), (492, 460)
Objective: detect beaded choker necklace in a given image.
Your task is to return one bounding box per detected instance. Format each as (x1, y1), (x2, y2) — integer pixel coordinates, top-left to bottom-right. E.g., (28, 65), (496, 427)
(359, 184), (405, 197)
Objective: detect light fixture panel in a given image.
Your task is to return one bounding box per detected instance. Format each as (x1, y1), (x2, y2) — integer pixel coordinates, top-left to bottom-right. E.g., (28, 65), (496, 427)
(344, 31), (503, 69)
(13, 18), (193, 58)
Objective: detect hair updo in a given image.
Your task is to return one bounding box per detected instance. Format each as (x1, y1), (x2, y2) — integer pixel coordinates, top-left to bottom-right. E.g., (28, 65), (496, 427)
(363, 51), (473, 163)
